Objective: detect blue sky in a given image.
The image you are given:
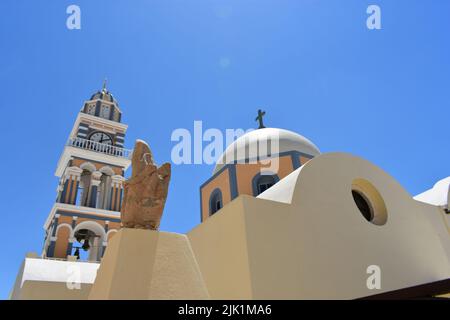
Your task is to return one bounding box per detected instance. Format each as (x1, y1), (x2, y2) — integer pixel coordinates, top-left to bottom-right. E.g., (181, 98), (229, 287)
(0, 0), (449, 298)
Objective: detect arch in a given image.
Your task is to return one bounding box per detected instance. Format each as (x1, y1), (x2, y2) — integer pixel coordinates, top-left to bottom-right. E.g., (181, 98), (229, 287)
(99, 166), (115, 176)
(77, 169), (94, 207)
(72, 220), (106, 239)
(54, 224), (72, 259)
(55, 223), (73, 236)
(80, 162), (96, 172)
(252, 172), (280, 196)
(71, 220), (107, 261)
(209, 188), (223, 215)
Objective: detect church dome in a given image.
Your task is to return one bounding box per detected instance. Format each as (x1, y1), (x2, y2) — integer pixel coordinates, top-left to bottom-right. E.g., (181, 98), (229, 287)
(213, 128), (320, 174)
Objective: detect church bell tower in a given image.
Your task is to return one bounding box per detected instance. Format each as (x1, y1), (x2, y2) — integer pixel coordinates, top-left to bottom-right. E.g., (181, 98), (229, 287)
(42, 82), (132, 261)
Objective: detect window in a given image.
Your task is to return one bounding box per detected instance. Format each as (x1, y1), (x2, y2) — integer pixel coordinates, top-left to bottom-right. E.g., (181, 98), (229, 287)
(209, 189), (223, 215)
(351, 190), (373, 222)
(100, 105), (110, 119)
(86, 104), (96, 115)
(253, 174), (279, 196)
(351, 178), (388, 225)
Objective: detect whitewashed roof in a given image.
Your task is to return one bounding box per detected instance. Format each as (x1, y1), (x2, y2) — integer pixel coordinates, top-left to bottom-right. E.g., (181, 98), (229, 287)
(414, 176), (450, 207)
(257, 166), (303, 204)
(17, 258), (99, 287)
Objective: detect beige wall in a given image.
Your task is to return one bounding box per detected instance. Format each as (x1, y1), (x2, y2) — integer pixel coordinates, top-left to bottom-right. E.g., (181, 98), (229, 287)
(188, 153), (450, 299)
(17, 281), (92, 300)
(12, 152), (450, 300)
(89, 229), (209, 300)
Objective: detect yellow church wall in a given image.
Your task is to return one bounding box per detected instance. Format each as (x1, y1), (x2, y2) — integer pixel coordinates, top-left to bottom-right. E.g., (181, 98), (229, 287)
(54, 226), (70, 259)
(188, 153), (450, 299)
(235, 155), (294, 196)
(64, 176), (73, 204)
(200, 168), (231, 221)
(188, 198), (253, 299)
(88, 229), (209, 300)
(17, 281), (92, 300)
(300, 155), (311, 165)
(57, 215), (73, 225)
(108, 221), (121, 230)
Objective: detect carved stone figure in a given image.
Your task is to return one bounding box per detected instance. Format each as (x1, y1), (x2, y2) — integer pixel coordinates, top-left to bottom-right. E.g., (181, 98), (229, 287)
(121, 140), (171, 230)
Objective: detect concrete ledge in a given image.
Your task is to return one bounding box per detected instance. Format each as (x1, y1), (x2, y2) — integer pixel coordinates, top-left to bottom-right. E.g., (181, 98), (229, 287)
(89, 228), (209, 300)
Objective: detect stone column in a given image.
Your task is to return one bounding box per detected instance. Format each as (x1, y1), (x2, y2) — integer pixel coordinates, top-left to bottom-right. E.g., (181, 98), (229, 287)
(89, 171), (102, 208)
(111, 175), (125, 211)
(101, 221), (110, 258)
(66, 236), (75, 257)
(63, 166), (82, 205)
(46, 213), (60, 257)
(66, 216), (78, 257)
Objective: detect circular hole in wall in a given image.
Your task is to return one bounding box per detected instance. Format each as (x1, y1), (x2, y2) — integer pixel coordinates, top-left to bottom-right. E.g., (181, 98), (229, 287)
(351, 178), (387, 226)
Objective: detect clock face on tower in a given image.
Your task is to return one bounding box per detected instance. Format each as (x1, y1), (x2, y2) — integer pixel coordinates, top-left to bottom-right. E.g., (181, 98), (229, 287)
(89, 132), (113, 145)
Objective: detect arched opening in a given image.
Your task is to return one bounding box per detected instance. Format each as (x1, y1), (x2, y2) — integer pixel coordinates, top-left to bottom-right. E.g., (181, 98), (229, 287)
(209, 189), (223, 215)
(351, 178), (388, 226)
(75, 162), (97, 207)
(351, 190), (373, 222)
(76, 170), (92, 206)
(97, 166), (114, 210)
(72, 229), (101, 261)
(53, 224), (72, 259)
(252, 173), (280, 196)
(71, 221), (106, 261)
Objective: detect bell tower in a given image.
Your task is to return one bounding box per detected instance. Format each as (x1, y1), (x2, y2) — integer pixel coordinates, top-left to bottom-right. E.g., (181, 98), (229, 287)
(42, 83), (132, 261)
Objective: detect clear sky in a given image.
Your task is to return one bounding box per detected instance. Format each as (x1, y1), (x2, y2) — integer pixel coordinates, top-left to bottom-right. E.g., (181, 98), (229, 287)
(0, 0), (449, 299)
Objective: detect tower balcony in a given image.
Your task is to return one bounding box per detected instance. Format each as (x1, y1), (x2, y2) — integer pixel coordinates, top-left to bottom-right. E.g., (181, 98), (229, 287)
(67, 137), (132, 159)
(55, 137), (132, 177)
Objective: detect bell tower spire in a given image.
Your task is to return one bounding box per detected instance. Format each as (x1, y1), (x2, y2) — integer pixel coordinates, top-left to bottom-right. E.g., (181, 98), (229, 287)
(42, 86), (132, 261)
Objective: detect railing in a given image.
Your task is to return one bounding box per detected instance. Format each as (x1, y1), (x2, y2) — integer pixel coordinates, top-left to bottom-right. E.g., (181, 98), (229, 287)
(42, 256), (101, 263)
(67, 137), (132, 159)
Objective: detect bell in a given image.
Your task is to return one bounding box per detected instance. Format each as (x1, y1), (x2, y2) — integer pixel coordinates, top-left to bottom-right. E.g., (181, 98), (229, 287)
(82, 238), (90, 251)
(74, 248), (80, 260)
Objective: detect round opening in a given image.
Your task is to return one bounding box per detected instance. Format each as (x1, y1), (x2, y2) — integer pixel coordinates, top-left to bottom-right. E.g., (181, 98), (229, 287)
(351, 178), (387, 226)
(352, 190), (373, 222)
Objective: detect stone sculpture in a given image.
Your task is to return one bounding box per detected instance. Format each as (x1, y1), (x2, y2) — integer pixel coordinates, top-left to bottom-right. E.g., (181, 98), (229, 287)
(121, 140), (171, 230)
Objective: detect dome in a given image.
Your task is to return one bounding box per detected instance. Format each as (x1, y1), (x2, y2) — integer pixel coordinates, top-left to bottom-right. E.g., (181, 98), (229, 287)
(213, 128), (320, 174)
(90, 89), (116, 103)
